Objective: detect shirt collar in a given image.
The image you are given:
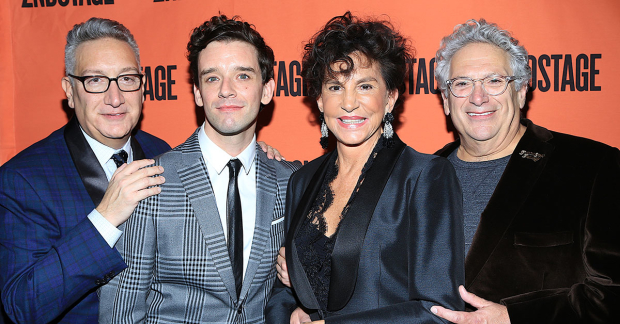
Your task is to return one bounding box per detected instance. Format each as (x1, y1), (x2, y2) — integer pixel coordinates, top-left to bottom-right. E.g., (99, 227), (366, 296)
(198, 122), (256, 175)
(80, 126), (132, 167)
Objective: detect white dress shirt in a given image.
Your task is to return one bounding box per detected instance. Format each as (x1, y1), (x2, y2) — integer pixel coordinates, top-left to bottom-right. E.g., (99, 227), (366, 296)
(82, 127), (132, 248)
(198, 123), (257, 278)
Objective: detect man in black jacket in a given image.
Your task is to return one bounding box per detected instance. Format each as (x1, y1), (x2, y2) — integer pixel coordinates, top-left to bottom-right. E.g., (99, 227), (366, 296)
(430, 18), (620, 324)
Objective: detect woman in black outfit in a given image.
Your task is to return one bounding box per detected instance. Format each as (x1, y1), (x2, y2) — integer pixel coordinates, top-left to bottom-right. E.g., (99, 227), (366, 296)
(266, 12), (465, 324)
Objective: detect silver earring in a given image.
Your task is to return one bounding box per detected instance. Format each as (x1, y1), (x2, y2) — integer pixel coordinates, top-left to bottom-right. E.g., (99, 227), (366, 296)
(320, 112), (329, 149)
(383, 112), (394, 147)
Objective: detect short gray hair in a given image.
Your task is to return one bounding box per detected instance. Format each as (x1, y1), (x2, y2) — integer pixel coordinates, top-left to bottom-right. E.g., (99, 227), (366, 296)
(435, 19), (531, 97)
(65, 17), (140, 76)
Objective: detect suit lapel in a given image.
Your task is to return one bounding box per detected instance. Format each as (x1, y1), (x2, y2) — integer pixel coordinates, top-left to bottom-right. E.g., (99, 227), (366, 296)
(465, 121), (554, 287)
(176, 130), (238, 301)
(240, 146), (277, 297)
(64, 117), (108, 206)
(287, 152), (336, 311)
(130, 135), (146, 161)
(435, 140), (460, 158)
(327, 136), (406, 311)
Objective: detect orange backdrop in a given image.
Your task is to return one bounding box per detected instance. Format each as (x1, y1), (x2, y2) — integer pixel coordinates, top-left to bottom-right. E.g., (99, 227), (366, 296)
(2, 0), (619, 165)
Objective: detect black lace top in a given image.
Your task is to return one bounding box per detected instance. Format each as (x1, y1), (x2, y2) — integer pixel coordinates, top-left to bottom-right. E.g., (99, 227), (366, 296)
(294, 139), (383, 311)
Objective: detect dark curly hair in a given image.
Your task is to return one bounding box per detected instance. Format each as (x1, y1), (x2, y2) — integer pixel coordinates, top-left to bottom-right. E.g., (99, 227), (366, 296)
(187, 15), (274, 86)
(302, 12), (412, 102)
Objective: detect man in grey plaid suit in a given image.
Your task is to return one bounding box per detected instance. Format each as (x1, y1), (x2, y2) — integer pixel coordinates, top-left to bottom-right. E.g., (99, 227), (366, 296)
(99, 15), (300, 323)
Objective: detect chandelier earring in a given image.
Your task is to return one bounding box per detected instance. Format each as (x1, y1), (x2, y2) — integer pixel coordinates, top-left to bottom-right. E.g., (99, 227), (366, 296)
(320, 112), (329, 149)
(383, 112), (394, 148)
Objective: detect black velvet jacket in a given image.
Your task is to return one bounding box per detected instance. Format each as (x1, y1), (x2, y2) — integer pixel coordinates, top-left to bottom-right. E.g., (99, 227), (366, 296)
(436, 119), (620, 324)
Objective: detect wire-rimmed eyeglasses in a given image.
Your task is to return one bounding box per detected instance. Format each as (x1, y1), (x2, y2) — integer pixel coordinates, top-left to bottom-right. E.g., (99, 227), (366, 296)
(68, 74), (144, 93)
(446, 75), (519, 98)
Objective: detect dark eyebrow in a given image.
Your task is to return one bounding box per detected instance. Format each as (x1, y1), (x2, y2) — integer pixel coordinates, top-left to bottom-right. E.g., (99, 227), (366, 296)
(235, 66), (256, 73)
(324, 79), (343, 85)
(199, 68), (217, 77)
(199, 66), (257, 77)
(356, 77), (378, 84)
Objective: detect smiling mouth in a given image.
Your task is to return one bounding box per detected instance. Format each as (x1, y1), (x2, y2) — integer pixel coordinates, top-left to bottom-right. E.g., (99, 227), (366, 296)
(339, 118), (366, 124)
(467, 112), (493, 116)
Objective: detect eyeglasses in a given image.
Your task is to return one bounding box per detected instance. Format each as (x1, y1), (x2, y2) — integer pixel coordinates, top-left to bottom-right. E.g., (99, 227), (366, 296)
(446, 75), (518, 98)
(68, 74), (143, 93)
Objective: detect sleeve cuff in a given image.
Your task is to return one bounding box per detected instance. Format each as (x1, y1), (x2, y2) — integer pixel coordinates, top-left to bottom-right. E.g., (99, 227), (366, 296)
(88, 209), (123, 248)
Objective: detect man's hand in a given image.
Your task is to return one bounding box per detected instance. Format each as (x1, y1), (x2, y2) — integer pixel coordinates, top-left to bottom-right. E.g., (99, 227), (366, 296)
(279, 250), (322, 324)
(258, 141), (284, 161)
(431, 286), (510, 324)
(276, 247), (291, 287)
(290, 307), (312, 324)
(96, 159), (165, 227)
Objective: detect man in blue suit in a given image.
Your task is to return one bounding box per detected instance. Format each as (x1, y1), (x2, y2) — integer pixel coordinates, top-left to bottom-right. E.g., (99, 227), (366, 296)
(0, 18), (171, 323)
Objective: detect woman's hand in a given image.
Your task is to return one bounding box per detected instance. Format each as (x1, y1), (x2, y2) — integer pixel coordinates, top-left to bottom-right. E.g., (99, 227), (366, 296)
(276, 247), (291, 287)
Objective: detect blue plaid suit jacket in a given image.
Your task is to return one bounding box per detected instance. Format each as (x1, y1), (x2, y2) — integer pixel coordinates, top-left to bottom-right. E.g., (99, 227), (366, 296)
(0, 118), (170, 323)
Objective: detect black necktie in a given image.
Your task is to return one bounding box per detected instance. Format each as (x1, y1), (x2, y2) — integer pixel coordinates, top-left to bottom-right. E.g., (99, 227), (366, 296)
(111, 150), (128, 168)
(227, 159), (243, 297)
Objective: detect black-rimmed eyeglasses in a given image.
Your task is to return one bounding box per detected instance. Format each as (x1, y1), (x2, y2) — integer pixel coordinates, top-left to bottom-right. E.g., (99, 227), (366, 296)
(446, 75), (519, 98)
(68, 74), (144, 93)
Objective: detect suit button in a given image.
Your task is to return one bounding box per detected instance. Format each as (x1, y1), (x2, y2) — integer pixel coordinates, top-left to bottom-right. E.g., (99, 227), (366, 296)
(237, 308), (242, 314)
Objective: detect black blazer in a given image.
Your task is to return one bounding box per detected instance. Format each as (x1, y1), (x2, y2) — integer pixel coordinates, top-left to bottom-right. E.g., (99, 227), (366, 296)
(436, 119), (620, 324)
(266, 136), (465, 323)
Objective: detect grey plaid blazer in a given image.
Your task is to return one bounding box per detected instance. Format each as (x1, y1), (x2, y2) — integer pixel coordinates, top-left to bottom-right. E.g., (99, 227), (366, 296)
(98, 129), (300, 323)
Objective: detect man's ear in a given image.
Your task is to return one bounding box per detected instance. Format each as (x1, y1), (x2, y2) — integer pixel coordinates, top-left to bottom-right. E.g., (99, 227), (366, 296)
(517, 84), (528, 109)
(261, 78), (276, 105)
(62, 77), (75, 109)
(442, 92), (450, 116)
(193, 83), (204, 107)
(140, 74), (146, 104)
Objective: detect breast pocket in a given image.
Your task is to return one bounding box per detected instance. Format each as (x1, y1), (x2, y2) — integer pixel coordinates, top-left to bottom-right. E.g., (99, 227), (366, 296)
(271, 217), (285, 226)
(252, 217), (285, 282)
(270, 217), (285, 247)
(514, 231), (574, 247)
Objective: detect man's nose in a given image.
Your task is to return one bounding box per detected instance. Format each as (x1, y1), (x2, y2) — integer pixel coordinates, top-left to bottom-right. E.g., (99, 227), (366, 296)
(469, 81), (489, 106)
(104, 80), (125, 108)
(218, 77), (236, 98)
